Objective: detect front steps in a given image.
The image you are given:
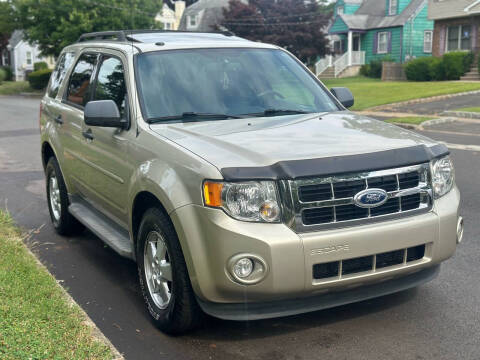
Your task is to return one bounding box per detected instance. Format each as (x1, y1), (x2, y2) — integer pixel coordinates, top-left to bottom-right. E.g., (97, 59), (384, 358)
(461, 62), (480, 81)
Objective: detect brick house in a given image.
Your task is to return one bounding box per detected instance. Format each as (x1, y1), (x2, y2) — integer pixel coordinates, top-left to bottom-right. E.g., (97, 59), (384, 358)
(429, 0), (480, 80)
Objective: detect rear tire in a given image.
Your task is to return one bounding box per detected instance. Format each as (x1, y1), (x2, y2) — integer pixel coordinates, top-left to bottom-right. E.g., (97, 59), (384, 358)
(137, 208), (202, 335)
(45, 157), (84, 236)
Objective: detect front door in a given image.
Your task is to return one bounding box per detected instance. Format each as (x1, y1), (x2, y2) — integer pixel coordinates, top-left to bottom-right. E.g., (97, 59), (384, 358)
(353, 34), (361, 52)
(78, 52), (133, 226)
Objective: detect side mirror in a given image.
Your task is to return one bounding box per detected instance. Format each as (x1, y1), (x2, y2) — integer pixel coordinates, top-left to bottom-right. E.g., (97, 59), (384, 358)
(330, 87), (354, 109)
(84, 100), (127, 128)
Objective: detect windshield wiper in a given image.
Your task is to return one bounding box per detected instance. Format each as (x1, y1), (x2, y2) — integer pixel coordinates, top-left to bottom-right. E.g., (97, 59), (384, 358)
(148, 112), (242, 123)
(245, 109), (311, 117)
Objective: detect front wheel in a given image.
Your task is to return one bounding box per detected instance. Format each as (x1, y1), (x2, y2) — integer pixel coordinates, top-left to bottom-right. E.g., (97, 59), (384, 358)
(137, 208), (202, 335)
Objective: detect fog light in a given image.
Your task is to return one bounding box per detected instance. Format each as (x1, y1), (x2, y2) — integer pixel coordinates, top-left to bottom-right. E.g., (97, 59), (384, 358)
(233, 258), (253, 278)
(228, 254), (268, 284)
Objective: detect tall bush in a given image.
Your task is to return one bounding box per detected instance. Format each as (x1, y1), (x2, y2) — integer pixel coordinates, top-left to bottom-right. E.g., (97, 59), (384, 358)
(33, 61), (48, 71)
(0, 66), (13, 81)
(443, 52), (469, 80)
(0, 68), (6, 85)
(27, 68), (52, 89)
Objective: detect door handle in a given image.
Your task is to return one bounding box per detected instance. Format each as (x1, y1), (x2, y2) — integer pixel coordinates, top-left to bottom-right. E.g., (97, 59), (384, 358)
(82, 129), (94, 140)
(54, 115), (63, 125)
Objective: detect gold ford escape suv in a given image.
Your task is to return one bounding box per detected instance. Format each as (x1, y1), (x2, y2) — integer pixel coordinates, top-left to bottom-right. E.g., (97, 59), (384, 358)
(40, 30), (463, 334)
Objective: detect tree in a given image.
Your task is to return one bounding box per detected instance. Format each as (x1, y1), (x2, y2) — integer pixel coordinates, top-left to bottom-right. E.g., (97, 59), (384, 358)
(219, 0), (331, 65)
(0, 1), (18, 57)
(13, 0), (163, 57)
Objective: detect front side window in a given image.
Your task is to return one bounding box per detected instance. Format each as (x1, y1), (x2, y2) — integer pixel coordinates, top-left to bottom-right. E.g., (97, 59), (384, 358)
(26, 51), (32, 65)
(378, 32), (389, 54)
(448, 25), (472, 51)
(389, 0), (398, 15)
(47, 51), (75, 98)
(93, 56), (127, 118)
(66, 53), (97, 107)
(337, 5), (344, 15)
(424, 30), (433, 53)
(136, 48), (340, 121)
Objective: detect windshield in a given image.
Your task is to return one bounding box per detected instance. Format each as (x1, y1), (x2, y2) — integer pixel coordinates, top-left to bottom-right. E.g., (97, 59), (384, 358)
(135, 48), (340, 122)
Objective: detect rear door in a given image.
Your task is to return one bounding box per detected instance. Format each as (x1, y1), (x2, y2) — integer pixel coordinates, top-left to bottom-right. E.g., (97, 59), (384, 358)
(61, 52), (100, 200)
(42, 51), (76, 177)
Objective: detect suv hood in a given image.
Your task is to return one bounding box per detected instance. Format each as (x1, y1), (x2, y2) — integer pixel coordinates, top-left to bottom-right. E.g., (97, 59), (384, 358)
(150, 112), (437, 171)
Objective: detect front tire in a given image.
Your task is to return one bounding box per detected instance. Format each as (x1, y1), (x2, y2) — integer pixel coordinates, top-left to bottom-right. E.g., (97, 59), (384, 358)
(137, 208), (202, 335)
(45, 157), (84, 235)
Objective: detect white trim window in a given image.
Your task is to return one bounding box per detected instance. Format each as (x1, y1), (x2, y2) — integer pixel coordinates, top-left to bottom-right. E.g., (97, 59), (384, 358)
(447, 25), (472, 52)
(377, 32), (389, 54)
(187, 14), (199, 29)
(389, 0), (398, 16)
(424, 30), (433, 53)
(26, 51), (32, 65)
(337, 5), (344, 15)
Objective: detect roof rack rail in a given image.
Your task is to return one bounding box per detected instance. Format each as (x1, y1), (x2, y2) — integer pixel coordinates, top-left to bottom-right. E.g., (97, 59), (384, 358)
(77, 29), (235, 43)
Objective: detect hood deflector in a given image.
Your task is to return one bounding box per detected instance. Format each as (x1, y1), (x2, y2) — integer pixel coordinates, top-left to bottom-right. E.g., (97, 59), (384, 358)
(221, 144), (449, 181)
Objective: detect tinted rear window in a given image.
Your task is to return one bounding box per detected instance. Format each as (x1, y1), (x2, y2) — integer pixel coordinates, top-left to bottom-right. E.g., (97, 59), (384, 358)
(47, 52), (75, 98)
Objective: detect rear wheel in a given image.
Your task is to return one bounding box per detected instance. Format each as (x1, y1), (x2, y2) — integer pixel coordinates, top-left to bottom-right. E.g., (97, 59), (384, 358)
(137, 208), (202, 335)
(45, 157), (84, 235)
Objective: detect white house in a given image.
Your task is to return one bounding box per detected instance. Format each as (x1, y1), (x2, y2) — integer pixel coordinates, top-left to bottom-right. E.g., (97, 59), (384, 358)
(155, 1), (186, 30)
(4, 30), (55, 81)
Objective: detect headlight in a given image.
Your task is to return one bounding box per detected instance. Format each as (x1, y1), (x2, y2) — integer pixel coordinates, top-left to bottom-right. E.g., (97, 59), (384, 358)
(203, 181), (281, 222)
(431, 156), (455, 198)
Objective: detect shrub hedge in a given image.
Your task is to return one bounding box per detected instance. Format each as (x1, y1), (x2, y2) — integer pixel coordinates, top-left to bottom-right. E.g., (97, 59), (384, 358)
(0, 68), (6, 85)
(33, 61), (48, 71)
(0, 66), (13, 81)
(360, 56), (393, 78)
(405, 51), (474, 81)
(27, 68), (52, 90)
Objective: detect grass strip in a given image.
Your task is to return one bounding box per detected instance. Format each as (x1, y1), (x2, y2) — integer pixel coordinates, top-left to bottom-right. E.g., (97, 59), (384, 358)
(0, 210), (113, 360)
(321, 76), (480, 111)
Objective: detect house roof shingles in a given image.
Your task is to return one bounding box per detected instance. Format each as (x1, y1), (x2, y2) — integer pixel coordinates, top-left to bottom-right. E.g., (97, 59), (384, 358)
(428, 0), (480, 20)
(331, 0), (428, 32)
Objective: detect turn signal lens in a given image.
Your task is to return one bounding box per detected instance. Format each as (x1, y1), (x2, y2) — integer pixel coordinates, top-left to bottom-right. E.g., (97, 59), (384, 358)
(203, 181), (223, 207)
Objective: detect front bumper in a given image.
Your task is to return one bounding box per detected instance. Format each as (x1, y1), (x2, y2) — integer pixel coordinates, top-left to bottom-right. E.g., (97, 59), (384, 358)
(170, 186), (460, 312)
(196, 265), (440, 321)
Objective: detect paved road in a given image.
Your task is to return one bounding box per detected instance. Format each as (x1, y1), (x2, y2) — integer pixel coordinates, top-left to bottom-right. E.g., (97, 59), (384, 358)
(381, 93), (479, 115)
(1, 96), (480, 360)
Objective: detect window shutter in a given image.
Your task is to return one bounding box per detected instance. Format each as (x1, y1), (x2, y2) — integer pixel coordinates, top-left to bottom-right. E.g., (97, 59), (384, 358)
(387, 32), (392, 53)
(373, 32), (378, 54)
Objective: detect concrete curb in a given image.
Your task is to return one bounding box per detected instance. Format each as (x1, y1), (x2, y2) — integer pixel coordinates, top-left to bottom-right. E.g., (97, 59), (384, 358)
(419, 117), (459, 130)
(440, 111), (480, 119)
(388, 122), (421, 130)
(24, 235), (124, 360)
(369, 89), (480, 111)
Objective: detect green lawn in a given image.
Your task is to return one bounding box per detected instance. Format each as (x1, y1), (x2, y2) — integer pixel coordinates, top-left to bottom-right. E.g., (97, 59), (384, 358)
(457, 107), (480, 113)
(0, 81), (41, 95)
(0, 211), (112, 360)
(385, 116), (435, 125)
(321, 76), (480, 111)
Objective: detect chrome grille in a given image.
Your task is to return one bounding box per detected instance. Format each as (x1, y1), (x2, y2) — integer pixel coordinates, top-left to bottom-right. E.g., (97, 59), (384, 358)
(280, 163), (432, 233)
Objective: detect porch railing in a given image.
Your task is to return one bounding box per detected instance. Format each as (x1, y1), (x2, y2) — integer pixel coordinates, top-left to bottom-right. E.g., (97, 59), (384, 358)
(315, 56), (332, 77)
(334, 52), (349, 77)
(316, 51), (366, 78)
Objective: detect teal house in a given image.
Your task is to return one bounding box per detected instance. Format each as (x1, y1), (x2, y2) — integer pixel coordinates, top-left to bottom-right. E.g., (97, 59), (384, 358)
(317, 0), (434, 77)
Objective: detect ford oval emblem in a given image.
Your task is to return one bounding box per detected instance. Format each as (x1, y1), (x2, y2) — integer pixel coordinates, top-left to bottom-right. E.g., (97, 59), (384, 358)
(354, 188), (388, 208)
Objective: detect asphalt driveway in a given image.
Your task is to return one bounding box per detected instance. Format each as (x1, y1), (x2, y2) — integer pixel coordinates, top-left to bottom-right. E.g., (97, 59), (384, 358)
(380, 93), (479, 115)
(1, 96), (479, 360)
